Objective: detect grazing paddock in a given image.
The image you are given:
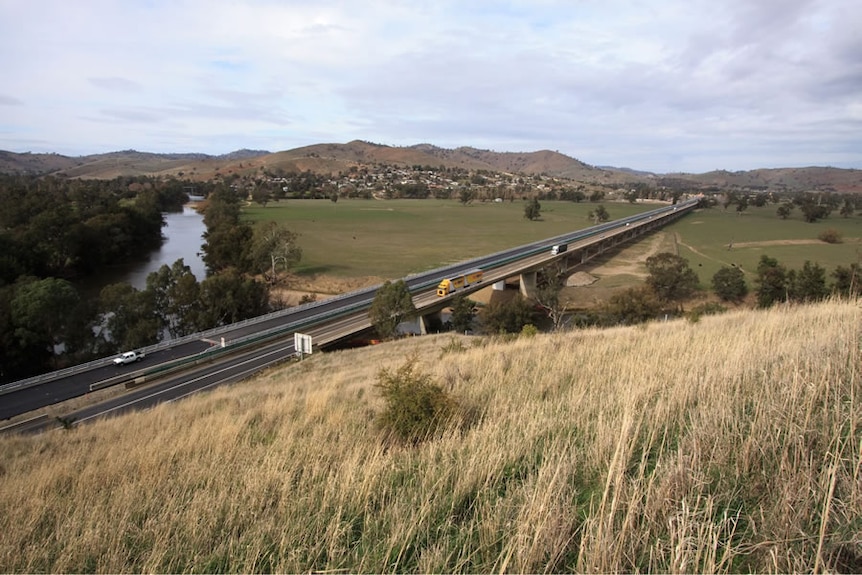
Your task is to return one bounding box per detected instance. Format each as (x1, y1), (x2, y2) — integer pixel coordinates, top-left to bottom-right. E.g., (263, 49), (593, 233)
(242, 199), (657, 279)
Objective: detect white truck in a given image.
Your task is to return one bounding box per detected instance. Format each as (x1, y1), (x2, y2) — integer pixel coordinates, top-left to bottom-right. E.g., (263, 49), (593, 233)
(113, 350), (145, 365)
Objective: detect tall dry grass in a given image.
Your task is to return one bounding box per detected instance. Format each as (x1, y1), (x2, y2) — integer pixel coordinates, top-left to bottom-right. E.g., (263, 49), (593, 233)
(0, 300), (859, 573)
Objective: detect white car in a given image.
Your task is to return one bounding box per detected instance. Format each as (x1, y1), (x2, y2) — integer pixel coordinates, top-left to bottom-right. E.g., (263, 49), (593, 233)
(113, 350), (144, 365)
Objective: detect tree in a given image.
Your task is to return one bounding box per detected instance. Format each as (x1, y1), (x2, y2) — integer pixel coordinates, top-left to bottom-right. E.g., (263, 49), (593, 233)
(600, 286), (661, 326)
(10, 277), (81, 355)
(99, 282), (162, 351)
(711, 266), (748, 303)
(776, 203), (794, 219)
(201, 186), (255, 273)
(448, 295), (476, 333)
(480, 295), (536, 334)
(523, 197), (541, 220)
(144, 259), (202, 338)
(645, 253), (699, 309)
(251, 221), (302, 286)
(832, 263), (861, 298)
(799, 201), (831, 223)
(755, 255), (788, 307)
(534, 263), (568, 331)
(458, 188), (474, 206)
(790, 260), (828, 302)
(588, 205), (610, 224)
(839, 199), (855, 218)
(369, 280), (416, 339)
(196, 268), (271, 329)
(251, 186), (271, 207)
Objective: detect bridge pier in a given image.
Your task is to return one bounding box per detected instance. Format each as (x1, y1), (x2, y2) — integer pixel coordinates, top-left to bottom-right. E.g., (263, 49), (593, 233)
(519, 271), (537, 299)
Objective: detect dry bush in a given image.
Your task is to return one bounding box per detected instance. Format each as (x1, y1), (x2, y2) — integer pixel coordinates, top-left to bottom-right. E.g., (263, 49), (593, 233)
(818, 228), (842, 243)
(374, 354), (457, 444)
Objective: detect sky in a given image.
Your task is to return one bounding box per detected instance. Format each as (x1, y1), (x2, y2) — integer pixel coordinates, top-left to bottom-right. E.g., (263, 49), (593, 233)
(0, 0), (860, 174)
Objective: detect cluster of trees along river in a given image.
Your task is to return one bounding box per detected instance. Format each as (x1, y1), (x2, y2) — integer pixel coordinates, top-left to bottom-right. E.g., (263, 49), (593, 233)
(0, 175), (297, 383)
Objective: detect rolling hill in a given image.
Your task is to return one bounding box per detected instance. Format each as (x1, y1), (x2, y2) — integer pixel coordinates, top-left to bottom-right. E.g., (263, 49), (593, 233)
(1, 142), (861, 192)
(0, 300), (858, 572)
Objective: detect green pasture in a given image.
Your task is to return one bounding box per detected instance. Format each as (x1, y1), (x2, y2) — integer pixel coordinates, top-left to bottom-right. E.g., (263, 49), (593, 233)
(667, 205), (862, 286)
(243, 199), (655, 278)
(242, 200), (862, 286)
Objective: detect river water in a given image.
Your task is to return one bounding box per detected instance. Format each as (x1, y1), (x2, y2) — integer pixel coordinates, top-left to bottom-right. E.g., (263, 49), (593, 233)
(123, 203), (208, 289)
(81, 203), (208, 295)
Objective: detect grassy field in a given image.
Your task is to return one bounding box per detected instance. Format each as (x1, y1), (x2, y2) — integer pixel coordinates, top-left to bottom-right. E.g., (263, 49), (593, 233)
(242, 199), (657, 278)
(243, 200), (861, 298)
(1, 300), (859, 572)
(667, 205), (862, 286)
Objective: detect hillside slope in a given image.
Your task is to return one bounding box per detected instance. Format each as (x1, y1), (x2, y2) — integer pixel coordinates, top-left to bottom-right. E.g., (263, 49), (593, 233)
(3, 143), (860, 191)
(1, 301), (859, 572)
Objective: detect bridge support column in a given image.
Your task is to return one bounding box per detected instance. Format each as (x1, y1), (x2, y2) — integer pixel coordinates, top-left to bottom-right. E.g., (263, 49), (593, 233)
(419, 311), (442, 335)
(519, 271), (537, 299)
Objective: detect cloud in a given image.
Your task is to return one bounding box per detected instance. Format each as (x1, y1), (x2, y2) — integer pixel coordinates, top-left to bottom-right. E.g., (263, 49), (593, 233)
(88, 77), (144, 92)
(0, 0), (858, 172)
(0, 95), (24, 106)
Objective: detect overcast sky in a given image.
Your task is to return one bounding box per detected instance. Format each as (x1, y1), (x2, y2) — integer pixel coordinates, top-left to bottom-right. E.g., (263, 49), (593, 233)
(0, 0), (859, 173)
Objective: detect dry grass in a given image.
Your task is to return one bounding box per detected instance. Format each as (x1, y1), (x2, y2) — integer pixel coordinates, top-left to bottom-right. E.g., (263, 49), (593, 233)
(1, 300), (860, 572)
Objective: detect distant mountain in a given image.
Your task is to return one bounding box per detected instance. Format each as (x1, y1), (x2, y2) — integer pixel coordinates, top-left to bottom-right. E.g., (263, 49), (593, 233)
(681, 167), (862, 193)
(0, 151), (80, 174)
(0, 141), (626, 182)
(597, 165), (657, 177)
(0, 143), (860, 192)
(216, 149), (271, 161)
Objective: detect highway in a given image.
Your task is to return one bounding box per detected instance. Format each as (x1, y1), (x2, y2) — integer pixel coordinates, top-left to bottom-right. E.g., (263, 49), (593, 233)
(0, 199), (697, 432)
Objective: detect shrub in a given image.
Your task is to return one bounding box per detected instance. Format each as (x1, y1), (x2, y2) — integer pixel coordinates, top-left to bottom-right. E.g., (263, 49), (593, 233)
(298, 293), (317, 305)
(520, 324), (538, 337)
(480, 295), (536, 334)
(375, 355), (456, 444)
(439, 337), (467, 357)
(687, 301), (727, 323)
(818, 228), (842, 244)
(600, 286), (662, 326)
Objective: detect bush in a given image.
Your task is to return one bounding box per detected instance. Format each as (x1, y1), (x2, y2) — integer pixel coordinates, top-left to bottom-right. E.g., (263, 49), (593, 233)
(439, 337), (467, 357)
(520, 324), (538, 337)
(687, 301), (727, 323)
(818, 228), (842, 244)
(600, 286), (662, 326)
(375, 355), (456, 445)
(480, 295), (536, 334)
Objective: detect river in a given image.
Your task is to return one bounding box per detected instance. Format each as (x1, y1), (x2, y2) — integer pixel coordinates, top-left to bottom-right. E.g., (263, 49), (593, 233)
(81, 202), (208, 295)
(123, 203), (208, 289)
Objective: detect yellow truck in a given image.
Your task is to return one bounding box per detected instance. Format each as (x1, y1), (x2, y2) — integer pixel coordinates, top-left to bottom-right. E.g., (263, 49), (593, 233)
(437, 269), (484, 296)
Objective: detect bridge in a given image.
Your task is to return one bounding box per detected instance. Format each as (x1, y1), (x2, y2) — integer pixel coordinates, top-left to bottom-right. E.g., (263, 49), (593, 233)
(0, 198), (698, 430)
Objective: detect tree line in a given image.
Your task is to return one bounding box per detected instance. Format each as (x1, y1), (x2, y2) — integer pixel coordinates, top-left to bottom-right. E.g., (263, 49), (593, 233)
(0, 178), (301, 383)
(0, 174), (189, 283)
(368, 250), (860, 342)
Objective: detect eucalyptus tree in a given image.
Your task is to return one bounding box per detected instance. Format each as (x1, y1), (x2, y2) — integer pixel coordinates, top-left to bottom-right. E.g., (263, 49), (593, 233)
(369, 280), (416, 339)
